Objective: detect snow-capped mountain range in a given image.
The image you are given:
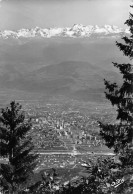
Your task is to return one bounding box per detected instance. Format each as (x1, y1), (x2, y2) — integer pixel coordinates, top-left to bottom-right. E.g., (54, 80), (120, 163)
(0, 24), (129, 39)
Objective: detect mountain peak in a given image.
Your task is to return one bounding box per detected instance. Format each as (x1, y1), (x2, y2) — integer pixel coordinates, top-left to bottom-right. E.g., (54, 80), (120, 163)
(0, 24), (129, 39)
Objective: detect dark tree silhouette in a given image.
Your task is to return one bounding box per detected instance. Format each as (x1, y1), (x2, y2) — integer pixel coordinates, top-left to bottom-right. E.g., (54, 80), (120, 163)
(0, 101), (38, 193)
(99, 4), (133, 194)
(27, 168), (59, 194)
(99, 4), (133, 156)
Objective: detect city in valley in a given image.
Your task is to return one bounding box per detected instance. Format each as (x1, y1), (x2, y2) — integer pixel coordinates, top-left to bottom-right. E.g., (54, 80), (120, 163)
(21, 101), (116, 184)
(1, 100), (116, 185)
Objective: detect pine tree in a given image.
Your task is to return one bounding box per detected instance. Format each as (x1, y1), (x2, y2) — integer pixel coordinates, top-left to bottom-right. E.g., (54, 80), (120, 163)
(99, 4), (133, 155)
(99, 4), (133, 194)
(0, 101), (38, 193)
(28, 168), (59, 194)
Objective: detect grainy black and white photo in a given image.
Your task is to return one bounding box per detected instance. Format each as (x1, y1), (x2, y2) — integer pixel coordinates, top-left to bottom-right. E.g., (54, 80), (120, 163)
(0, 0), (133, 193)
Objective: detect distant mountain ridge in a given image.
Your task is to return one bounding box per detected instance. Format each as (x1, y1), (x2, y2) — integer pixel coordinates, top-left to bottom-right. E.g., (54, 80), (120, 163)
(0, 24), (129, 39)
(0, 33), (128, 103)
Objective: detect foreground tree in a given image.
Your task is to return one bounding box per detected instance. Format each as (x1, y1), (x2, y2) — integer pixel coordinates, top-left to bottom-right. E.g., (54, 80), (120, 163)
(0, 101), (38, 193)
(99, 4), (133, 194)
(27, 168), (59, 194)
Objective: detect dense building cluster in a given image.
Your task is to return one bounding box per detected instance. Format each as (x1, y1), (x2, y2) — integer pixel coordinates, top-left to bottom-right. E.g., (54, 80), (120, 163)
(23, 103), (113, 151)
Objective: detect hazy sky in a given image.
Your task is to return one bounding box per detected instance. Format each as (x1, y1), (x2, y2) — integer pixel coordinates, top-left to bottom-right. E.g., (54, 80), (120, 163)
(0, 0), (132, 30)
